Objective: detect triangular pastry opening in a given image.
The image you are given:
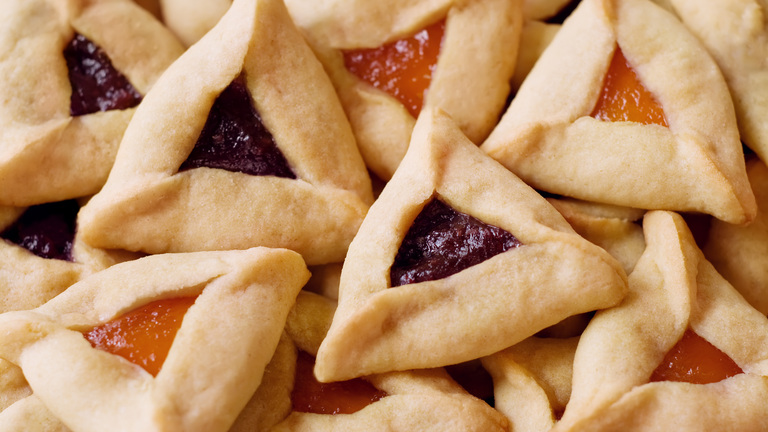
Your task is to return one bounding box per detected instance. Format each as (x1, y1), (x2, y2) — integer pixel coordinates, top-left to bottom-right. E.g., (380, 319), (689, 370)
(481, 0), (756, 224)
(590, 46), (667, 127)
(291, 350), (387, 415)
(76, 0), (372, 264)
(83, 296), (197, 377)
(390, 197), (522, 287)
(64, 33), (143, 117)
(1, 200), (79, 262)
(0, 248), (309, 431)
(179, 76), (296, 178)
(649, 329), (743, 385)
(314, 110), (627, 381)
(343, 19), (445, 117)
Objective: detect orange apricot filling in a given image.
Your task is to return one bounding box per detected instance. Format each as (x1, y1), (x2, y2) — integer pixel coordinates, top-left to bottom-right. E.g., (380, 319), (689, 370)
(292, 350), (387, 415)
(591, 47), (668, 127)
(83, 296), (197, 377)
(343, 20), (445, 117)
(649, 329), (743, 384)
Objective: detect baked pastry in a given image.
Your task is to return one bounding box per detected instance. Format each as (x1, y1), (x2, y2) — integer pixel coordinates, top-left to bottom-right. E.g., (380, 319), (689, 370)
(0, 392), (68, 432)
(289, 0), (521, 180)
(553, 211), (768, 431)
(511, 20), (560, 93)
(132, 0), (162, 18)
(314, 109), (628, 381)
(159, 0), (231, 46)
(230, 291), (510, 431)
(704, 157), (768, 315)
(0, 201), (137, 314)
(0, 247), (309, 432)
(0, 0), (184, 207)
(523, 0), (578, 20)
(303, 263), (343, 300)
(77, 0), (374, 265)
(482, 337), (578, 432)
(481, 0), (756, 224)
(669, 0), (768, 165)
(547, 198), (646, 275)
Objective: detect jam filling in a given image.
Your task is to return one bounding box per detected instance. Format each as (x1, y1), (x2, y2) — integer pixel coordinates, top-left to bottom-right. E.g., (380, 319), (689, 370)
(390, 199), (522, 287)
(649, 329), (743, 384)
(292, 350), (387, 414)
(1, 200), (78, 262)
(64, 33), (143, 117)
(343, 20), (445, 117)
(83, 296), (197, 377)
(591, 47), (668, 126)
(178, 78), (296, 178)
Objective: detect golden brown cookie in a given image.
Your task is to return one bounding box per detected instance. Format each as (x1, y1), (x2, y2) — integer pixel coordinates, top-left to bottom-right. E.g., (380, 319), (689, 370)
(511, 20), (560, 93)
(547, 198), (646, 275)
(0, 201), (137, 314)
(482, 337), (578, 432)
(0, 0), (183, 207)
(291, 0), (522, 180)
(0, 248), (309, 432)
(669, 0), (768, 165)
(553, 211), (768, 431)
(482, 0), (755, 224)
(231, 291), (510, 431)
(704, 157), (768, 315)
(314, 109), (627, 381)
(77, 0), (373, 265)
(159, 0), (231, 46)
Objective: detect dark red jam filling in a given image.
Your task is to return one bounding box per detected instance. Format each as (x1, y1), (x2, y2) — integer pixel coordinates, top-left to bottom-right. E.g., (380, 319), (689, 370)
(390, 199), (522, 287)
(292, 350), (387, 415)
(178, 78), (296, 178)
(0, 200), (79, 261)
(64, 33), (142, 116)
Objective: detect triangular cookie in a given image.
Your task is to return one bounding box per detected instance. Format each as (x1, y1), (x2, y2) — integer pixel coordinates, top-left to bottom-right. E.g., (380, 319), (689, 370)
(482, 336), (578, 432)
(705, 157), (768, 315)
(481, 0), (756, 224)
(0, 201), (137, 314)
(290, 0), (522, 180)
(0, 247), (309, 432)
(553, 211), (768, 431)
(0, 0), (184, 207)
(231, 291), (509, 431)
(547, 198), (646, 276)
(77, 0), (374, 265)
(314, 109), (627, 382)
(669, 0), (768, 165)
(160, 0), (231, 46)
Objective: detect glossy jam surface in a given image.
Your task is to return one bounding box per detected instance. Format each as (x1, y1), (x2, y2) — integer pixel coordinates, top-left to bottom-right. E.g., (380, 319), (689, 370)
(292, 351), (387, 415)
(343, 20), (445, 117)
(649, 330), (743, 384)
(64, 33), (142, 116)
(1, 200), (78, 261)
(83, 296), (197, 377)
(390, 199), (522, 287)
(591, 47), (668, 126)
(179, 78), (296, 178)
